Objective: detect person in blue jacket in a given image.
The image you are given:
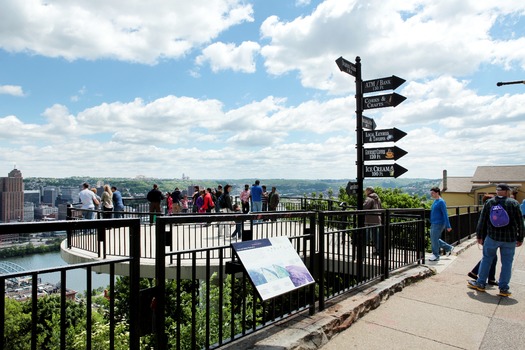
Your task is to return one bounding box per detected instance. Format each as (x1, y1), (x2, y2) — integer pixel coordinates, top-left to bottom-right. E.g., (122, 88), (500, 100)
(429, 187), (454, 261)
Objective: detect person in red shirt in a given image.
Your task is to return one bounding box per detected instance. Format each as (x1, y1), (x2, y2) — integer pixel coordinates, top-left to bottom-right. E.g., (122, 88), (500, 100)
(202, 188), (215, 213)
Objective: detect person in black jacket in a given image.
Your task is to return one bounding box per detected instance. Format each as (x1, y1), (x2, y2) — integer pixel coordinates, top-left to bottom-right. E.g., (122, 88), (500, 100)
(147, 184), (165, 224)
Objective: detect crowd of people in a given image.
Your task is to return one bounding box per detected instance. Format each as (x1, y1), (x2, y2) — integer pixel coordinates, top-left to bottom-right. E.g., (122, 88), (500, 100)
(78, 181), (280, 220)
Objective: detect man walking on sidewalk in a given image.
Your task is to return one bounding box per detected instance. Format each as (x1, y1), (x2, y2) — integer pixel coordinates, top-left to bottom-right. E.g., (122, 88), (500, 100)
(468, 183), (524, 297)
(429, 187), (454, 261)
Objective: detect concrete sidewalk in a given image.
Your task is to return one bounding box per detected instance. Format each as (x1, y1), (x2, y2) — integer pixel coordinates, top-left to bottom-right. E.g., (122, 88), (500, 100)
(227, 239), (525, 350)
(320, 239), (525, 350)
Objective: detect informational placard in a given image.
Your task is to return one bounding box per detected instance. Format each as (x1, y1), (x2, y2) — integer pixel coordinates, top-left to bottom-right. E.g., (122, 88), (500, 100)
(232, 236), (315, 301)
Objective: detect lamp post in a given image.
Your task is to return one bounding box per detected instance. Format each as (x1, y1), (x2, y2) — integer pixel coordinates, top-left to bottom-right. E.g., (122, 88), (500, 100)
(496, 80), (525, 86)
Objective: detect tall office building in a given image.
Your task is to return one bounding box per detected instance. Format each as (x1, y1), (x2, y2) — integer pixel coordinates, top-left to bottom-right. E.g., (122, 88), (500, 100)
(0, 168), (24, 223)
(42, 187), (58, 205)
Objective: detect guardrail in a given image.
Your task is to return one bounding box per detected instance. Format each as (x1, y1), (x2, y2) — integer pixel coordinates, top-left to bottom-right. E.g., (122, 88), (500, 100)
(0, 219), (142, 350)
(1, 203), (482, 349)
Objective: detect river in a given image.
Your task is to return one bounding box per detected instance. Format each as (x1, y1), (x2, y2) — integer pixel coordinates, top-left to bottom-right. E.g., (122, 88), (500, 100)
(3, 252), (110, 294)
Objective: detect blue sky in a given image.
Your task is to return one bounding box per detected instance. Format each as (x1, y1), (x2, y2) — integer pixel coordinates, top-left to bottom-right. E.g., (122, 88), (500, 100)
(1, 0), (525, 180)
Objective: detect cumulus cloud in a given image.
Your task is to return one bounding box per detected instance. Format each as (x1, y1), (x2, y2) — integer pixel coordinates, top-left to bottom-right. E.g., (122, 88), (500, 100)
(196, 41), (261, 72)
(0, 85), (25, 96)
(0, 0), (254, 64)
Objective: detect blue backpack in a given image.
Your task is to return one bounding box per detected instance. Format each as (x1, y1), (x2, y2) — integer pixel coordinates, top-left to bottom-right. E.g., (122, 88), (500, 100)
(489, 199), (510, 227)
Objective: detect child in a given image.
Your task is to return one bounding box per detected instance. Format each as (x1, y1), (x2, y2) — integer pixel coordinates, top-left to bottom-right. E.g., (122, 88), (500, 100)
(181, 195), (189, 213)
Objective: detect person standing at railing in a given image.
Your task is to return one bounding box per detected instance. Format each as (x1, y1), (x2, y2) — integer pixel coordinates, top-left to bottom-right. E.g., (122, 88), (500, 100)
(251, 180), (263, 214)
(363, 187), (382, 255)
(147, 184), (165, 224)
(268, 187), (280, 217)
(111, 186), (125, 218)
(100, 185), (114, 218)
(262, 185), (269, 212)
(91, 188), (101, 218)
(429, 186), (454, 261)
(171, 187), (183, 213)
(240, 184), (251, 214)
(79, 182), (99, 220)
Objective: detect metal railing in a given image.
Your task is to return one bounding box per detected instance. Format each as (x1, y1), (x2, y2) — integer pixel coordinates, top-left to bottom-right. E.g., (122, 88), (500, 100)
(0, 219), (141, 350)
(1, 202), (482, 350)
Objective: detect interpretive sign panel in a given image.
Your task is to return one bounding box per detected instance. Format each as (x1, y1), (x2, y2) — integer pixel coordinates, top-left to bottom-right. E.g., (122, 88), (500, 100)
(232, 236), (315, 301)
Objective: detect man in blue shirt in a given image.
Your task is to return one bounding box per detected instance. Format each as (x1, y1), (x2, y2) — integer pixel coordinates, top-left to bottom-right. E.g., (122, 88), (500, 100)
(251, 180), (263, 213)
(111, 186), (125, 218)
(429, 187), (454, 261)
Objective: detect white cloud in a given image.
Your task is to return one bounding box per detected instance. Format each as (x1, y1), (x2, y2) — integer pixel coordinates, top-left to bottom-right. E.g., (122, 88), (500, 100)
(260, 0), (525, 93)
(0, 85), (25, 96)
(196, 41), (261, 73)
(0, 0), (254, 64)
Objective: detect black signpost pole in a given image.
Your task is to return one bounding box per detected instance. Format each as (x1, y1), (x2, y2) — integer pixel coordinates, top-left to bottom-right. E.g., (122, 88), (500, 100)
(355, 56), (364, 211)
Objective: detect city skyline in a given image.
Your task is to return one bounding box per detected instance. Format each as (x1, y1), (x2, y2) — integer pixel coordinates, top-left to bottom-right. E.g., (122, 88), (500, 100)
(1, 1), (524, 180)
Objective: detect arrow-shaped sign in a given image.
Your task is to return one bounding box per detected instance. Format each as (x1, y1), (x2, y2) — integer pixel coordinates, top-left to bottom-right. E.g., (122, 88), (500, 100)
(363, 146), (407, 161)
(363, 92), (406, 110)
(364, 163), (408, 178)
(362, 75), (406, 94)
(335, 56), (357, 77)
(363, 128), (407, 143)
(362, 115), (376, 130)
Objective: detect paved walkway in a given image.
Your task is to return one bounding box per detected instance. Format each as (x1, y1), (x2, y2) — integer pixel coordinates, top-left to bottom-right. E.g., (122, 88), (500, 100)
(321, 239), (525, 350)
(228, 238), (525, 350)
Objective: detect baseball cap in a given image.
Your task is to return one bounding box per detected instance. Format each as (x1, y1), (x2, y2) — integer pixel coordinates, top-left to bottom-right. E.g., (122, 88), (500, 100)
(496, 183), (511, 191)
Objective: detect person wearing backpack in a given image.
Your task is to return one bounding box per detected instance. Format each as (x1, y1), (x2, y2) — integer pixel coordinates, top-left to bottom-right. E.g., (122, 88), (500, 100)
(428, 186), (454, 261)
(468, 184), (524, 297)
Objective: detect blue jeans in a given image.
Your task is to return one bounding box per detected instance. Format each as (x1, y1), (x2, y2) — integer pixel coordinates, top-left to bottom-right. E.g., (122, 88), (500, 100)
(477, 236), (516, 290)
(430, 223), (453, 258)
(252, 201), (262, 213)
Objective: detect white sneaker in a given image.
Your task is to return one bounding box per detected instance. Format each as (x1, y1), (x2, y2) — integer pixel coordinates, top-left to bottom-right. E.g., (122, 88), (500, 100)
(428, 255), (439, 261)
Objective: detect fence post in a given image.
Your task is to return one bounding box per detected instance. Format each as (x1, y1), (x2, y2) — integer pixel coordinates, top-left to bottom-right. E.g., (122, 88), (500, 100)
(384, 210), (391, 279)
(317, 212), (326, 311)
(308, 212), (317, 316)
(129, 219), (141, 350)
(155, 217), (167, 349)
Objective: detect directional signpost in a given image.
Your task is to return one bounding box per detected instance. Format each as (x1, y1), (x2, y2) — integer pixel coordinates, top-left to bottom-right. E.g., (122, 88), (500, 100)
(362, 115), (376, 130)
(362, 75), (406, 93)
(363, 92), (406, 109)
(335, 56), (357, 77)
(335, 55), (407, 211)
(363, 146), (407, 161)
(364, 163), (408, 178)
(363, 127), (407, 143)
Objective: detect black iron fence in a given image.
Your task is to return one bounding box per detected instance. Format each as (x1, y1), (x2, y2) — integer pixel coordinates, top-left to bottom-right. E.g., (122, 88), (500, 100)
(1, 202), (482, 350)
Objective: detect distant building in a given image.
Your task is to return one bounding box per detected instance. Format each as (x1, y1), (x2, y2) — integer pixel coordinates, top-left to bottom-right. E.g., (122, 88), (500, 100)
(23, 202), (35, 222)
(35, 205), (58, 220)
(0, 168), (24, 222)
(24, 190), (41, 207)
(60, 186), (79, 203)
(440, 165), (525, 206)
(42, 187), (58, 205)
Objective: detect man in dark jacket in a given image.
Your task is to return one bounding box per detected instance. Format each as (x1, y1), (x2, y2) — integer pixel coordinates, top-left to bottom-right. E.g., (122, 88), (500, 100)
(147, 184), (164, 224)
(468, 184), (524, 297)
(363, 187), (382, 255)
(171, 187), (182, 213)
